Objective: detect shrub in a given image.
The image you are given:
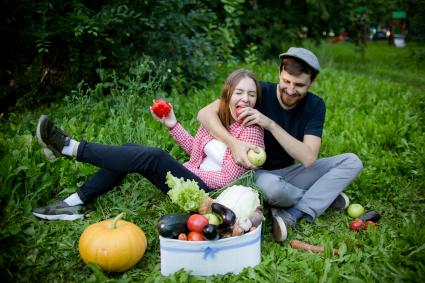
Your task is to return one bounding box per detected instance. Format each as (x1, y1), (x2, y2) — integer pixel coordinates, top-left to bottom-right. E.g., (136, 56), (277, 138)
(0, 0), (235, 112)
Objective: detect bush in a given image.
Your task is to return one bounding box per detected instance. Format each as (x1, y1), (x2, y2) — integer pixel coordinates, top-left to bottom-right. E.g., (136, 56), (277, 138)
(2, 0), (425, 114)
(0, 0), (235, 112)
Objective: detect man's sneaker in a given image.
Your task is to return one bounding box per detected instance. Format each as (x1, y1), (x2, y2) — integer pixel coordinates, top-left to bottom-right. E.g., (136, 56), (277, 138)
(36, 115), (71, 159)
(330, 192), (350, 209)
(271, 208), (297, 242)
(32, 200), (84, 221)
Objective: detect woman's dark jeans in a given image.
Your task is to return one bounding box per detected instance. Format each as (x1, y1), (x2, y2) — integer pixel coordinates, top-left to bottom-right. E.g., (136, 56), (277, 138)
(75, 141), (210, 204)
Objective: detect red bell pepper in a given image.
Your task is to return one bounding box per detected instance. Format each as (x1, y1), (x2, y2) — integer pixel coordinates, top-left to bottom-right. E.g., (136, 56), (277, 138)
(151, 98), (171, 117)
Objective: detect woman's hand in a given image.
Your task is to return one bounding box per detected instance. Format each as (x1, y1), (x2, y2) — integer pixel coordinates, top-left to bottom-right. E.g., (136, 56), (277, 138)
(150, 106), (177, 128)
(228, 139), (258, 169)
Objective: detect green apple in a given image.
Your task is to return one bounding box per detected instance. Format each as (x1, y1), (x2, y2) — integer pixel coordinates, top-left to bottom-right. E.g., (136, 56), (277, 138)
(347, 203), (365, 218)
(203, 213), (223, 226)
(248, 148), (266, 166)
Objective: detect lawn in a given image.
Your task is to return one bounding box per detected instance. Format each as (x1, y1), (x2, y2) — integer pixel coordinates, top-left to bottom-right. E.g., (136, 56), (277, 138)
(1, 42), (424, 282)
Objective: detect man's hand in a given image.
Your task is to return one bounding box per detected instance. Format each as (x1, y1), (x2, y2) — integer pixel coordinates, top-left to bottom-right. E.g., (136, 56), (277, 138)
(238, 107), (274, 130)
(228, 139), (258, 169)
(238, 107), (321, 168)
(197, 100), (261, 168)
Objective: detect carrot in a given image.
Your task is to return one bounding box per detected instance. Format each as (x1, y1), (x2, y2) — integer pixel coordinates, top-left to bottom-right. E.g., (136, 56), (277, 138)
(290, 240), (339, 255)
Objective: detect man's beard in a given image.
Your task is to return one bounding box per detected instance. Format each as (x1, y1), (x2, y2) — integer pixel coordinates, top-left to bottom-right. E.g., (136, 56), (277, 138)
(279, 87), (303, 108)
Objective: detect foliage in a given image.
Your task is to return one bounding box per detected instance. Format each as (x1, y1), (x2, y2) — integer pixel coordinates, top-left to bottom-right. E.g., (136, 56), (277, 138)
(405, 0), (425, 42)
(1, 42), (424, 282)
(235, 0), (425, 58)
(0, 0), (234, 112)
(2, 0), (425, 115)
(2, 0), (425, 113)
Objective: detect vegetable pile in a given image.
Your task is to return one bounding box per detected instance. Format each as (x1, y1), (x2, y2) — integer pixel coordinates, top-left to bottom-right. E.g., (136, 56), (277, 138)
(349, 210), (380, 231)
(159, 174), (263, 241)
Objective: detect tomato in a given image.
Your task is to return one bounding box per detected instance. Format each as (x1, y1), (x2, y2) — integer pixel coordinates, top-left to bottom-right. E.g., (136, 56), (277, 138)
(349, 219), (364, 232)
(188, 231), (204, 241)
(364, 220), (377, 229)
(187, 214), (209, 233)
(151, 98), (171, 117)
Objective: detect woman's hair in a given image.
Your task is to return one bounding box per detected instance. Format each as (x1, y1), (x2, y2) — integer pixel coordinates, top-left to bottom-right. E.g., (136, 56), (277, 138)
(280, 57), (318, 81)
(218, 69), (261, 128)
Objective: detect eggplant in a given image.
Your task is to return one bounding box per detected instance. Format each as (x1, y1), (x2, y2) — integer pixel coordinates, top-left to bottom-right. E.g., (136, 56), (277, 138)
(212, 202), (236, 227)
(157, 213), (190, 238)
(202, 224), (219, 240)
(217, 223), (232, 233)
(360, 211), (380, 223)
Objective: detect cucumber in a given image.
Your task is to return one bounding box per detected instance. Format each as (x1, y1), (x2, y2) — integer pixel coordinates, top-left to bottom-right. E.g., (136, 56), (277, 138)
(157, 213), (190, 238)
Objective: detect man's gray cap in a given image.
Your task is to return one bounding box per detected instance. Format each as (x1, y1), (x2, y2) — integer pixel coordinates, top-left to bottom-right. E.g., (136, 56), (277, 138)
(279, 47), (320, 72)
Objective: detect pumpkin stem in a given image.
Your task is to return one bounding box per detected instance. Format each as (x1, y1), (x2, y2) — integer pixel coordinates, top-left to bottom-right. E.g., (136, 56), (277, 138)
(111, 212), (125, 229)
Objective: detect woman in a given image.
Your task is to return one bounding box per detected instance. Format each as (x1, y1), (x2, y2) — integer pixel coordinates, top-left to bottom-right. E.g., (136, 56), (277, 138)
(32, 69), (264, 220)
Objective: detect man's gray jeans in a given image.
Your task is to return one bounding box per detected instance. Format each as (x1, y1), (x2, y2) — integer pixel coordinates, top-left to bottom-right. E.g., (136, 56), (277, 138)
(255, 153), (363, 221)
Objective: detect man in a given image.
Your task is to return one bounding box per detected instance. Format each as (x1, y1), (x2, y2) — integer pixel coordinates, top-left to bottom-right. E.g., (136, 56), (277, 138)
(197, 47), (363, 241)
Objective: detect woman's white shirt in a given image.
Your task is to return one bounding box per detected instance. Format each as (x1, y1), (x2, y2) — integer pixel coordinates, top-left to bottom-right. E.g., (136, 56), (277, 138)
(199, 139), (227, 171)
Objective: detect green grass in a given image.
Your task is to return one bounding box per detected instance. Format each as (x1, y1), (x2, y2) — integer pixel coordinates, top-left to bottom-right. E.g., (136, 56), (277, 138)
(1, 42), (425, 282)
(310, 41), (425, 89)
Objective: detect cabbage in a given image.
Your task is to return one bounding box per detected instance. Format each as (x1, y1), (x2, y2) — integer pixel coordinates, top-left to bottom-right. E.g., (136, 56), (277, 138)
(165, 172), (207, 212)
(215, 185), (260, 220)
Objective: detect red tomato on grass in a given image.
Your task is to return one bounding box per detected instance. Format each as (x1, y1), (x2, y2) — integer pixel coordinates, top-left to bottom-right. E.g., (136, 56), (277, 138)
(349, 219), (364, 231)
(364, 220), (377, 229)
(349, 219), (378, 232)
(151, 98), (171, 117)
(187, 214), (209, 233)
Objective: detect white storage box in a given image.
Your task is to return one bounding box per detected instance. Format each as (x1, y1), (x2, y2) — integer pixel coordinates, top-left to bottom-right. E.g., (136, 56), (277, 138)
(159, 224), (262, 276)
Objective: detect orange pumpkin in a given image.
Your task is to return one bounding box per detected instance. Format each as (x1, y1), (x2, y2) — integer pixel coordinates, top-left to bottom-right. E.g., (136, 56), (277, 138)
(79, 213), (147, 272)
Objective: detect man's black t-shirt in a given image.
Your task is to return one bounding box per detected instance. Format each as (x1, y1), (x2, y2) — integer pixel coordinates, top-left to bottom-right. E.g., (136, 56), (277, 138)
(258, 81), (326, 170)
